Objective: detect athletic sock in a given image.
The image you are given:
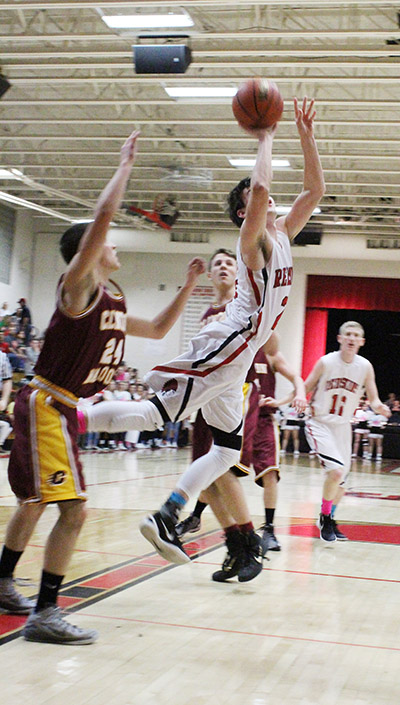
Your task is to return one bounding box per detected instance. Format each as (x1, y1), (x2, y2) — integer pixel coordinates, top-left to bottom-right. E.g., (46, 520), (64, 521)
(0, 546), (23, 579)
(224, 524), (240, 537)
(193, 500), (208, 519)
(169, 491), (186, 507)
(239, 521), (254, 534)
(265, 508), (275, 526)
(331, 504), (337, 518)
(321, 498), (333, 516)
(35, 570), (64, 612)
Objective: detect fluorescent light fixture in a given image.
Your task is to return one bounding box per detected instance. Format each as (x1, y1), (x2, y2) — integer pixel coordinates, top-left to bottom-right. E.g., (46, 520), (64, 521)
(0, 168), (23, 179)
(102, 14), (194, 29)
(228, 157), (291, 169)
(165, 86), (236, 99)
(276, 206), (321, 215)
(0, 191), (75, 222)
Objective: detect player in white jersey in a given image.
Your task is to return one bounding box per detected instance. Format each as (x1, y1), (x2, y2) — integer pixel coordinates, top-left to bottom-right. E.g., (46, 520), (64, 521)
(84, 96), (325, 568)
(305, 321), (390, 543)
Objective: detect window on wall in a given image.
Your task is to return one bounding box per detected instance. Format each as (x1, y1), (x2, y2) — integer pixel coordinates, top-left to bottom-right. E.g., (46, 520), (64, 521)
(0, 203), (15, 284)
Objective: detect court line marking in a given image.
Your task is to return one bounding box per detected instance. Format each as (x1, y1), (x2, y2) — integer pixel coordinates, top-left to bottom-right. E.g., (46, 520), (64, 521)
(1, 521), (399, 645)
(80, 612), (400, 654)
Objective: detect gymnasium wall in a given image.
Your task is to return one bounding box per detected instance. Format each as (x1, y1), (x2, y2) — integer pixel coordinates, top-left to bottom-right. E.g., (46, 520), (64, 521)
(0, 210), (36, 313)
(16, 213), (400, 399)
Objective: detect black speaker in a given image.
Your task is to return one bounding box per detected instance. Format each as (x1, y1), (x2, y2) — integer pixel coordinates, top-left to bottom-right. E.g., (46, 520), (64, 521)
(0, 76), (11, 99)
(133, 45), (192, 74)
(293, 226), (322, 246)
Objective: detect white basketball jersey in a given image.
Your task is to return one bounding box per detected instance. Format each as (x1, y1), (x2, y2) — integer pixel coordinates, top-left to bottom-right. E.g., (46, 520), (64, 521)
(310, 351), (370, 423)
(224, 229), (293, 353)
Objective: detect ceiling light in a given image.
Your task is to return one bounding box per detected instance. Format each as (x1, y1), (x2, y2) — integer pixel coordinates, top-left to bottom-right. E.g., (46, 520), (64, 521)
(0, 191), (75, 222)
(276, 206), (321, 215)
(228, 157), (291, 169)
(0, 168), (23, 179)
(164, 87), (236, 99)
(102, 14), (194, 30)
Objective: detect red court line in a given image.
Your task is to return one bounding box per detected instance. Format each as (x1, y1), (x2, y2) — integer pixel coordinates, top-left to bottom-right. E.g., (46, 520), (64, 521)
(279, 523), (400, 544)
(82, 564), (156, 588)
(86, 471), (181, 487)
(0, 614), (26, 638)
(83, 612), (400, 653)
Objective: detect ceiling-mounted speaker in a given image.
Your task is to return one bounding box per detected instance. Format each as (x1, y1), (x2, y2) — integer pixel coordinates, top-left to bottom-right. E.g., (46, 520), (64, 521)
(0, 76), (11, 99)
(293, 226), (322, 246)
(133, 45), (192, 74)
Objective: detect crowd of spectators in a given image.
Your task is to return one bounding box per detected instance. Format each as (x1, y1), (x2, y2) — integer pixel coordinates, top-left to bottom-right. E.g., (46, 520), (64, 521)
(0, 297), (191, 454)
(77, 368), (190, 452)
(1, 297), (400, 459)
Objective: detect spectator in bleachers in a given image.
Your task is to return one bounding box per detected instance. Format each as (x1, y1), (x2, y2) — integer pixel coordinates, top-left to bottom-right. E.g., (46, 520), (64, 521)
(0, 351), (12, 416)
(15, 298), (32, 346)
(0, 302), (12, 323)
(24, 338), (41, 377)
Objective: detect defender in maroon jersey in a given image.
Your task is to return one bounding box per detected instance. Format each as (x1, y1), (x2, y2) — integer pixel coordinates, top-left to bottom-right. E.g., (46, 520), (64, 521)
(0, 130), (205, 644)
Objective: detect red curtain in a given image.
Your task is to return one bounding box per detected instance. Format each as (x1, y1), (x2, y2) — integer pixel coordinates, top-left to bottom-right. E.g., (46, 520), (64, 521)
(306, 275), (400, 311)
(302, 275), (400, 377)
(301, 308), (328, 378)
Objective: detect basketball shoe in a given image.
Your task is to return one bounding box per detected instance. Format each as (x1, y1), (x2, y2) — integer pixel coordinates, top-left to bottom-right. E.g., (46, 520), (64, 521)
(331, 519), (348, 541)
(23, 606), (98, 644)
(317, 513), (337, 543)
(212, 530), (263, 583)
(139, 500), (190, 565)
(238, 531), (263, 582)
(259, 524), (281, 554)
(175, 514), (201, 537)
(212, 530), (245, 582)
(0, 577), (35, 614)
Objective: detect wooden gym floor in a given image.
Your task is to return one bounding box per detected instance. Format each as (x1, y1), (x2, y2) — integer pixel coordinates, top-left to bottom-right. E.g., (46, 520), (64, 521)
(0, 447), (399, 705)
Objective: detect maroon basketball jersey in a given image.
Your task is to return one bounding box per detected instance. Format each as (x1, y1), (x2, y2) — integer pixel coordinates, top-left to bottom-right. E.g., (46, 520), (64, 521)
(200, 302), (228, 323)
(245, 348), (276, 417)
(35, 279), (126, 398)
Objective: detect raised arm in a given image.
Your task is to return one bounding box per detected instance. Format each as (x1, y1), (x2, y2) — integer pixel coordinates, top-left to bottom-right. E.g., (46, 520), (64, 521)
(364, 363), (391, 418)
(259, 347), (307, 412)
(63, 130), (140, 302)
(276, 98), (325, 241)
(239, 127), (276, 270)
(126, 257), (206, 339)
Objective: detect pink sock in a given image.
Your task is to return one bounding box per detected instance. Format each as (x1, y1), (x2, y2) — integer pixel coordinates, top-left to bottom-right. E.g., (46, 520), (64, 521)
(321, 498), (333, 516)
(77, 409), (87, 434)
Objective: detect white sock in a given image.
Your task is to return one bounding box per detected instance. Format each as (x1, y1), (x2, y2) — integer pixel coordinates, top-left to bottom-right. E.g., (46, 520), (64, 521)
(86, 400), (163, 433)
(177, 444), (240, 500)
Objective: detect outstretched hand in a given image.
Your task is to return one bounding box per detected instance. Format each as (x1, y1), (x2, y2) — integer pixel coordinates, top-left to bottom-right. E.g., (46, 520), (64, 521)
(242, 122), (279, 140)
(120, 129), (140, 166)
(294, 97), (316, 138)
(185, 257), (207, 286)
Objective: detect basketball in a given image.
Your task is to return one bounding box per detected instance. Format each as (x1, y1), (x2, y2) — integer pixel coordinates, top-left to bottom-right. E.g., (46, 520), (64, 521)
(232, 78), (284, 130)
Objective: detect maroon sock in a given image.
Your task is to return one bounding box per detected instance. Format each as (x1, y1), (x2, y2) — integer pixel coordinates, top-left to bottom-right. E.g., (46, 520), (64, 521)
(224, 524), (240, 537)
(239, 521), (254, 534)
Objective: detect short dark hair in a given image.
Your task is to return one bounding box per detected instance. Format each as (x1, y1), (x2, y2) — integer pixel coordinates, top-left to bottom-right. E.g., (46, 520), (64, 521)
(208, 248), (237, 271)
(227, 177), (251, 228)
(59, 223), (88, 264)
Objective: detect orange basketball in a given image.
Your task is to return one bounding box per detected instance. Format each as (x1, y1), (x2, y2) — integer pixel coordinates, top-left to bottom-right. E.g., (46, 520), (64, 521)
(232, 78), (284, 130)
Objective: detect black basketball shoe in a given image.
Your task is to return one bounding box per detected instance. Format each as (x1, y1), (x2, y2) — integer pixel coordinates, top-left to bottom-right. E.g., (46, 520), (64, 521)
(331, 519), (348, 541)
(212, 530), (245, 582)
(140, 501), (190, 565)
(317, 513), (337, 543)
(238, 531), (264, 582)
